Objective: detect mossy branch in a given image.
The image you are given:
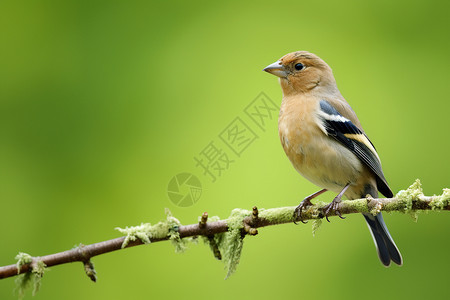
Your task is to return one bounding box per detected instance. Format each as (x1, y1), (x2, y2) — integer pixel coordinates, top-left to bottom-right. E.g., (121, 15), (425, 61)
(0, 180), (448, 296)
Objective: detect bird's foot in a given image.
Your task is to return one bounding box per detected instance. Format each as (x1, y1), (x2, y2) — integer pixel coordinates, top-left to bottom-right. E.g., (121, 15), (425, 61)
(293, 189), (327, 224)
(293, 198), (313, 224)
(323, 196), (346, 222)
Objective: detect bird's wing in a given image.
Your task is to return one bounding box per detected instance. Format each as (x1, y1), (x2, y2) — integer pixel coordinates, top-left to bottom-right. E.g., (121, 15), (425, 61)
(318, 100), (393, 198)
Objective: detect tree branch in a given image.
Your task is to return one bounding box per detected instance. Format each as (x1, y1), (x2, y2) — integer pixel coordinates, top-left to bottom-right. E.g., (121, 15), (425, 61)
(0, 180), (448, 282)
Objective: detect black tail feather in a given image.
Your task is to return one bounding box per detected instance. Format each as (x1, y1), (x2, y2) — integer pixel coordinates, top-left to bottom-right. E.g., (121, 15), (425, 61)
(363, 213), (403, 266)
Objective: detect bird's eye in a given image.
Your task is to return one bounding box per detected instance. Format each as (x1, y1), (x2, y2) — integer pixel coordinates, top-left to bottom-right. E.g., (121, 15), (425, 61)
(294, 63), (304, 71)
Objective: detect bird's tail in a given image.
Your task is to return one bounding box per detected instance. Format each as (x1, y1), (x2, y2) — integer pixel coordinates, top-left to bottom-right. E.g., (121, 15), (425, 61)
(363, 212), (403, 266)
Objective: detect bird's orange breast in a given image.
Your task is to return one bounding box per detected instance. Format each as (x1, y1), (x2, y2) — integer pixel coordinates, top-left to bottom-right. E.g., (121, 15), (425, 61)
(278, 95), (322, 163)
(278, 95), (363, 193)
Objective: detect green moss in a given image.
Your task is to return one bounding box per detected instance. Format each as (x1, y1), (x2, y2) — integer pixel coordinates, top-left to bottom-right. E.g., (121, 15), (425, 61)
(211, 208), (250, 279)
(115, 208), (184, 250)
(165, 208), (189, 253)
(311, 219), (322, 237)
(393, 179), (428, 221)
(225, 208), (250, 231)
(31, 260), (46, 296)
(395, 179), (424, 212)
(429, 188), (450, 210)
(15, 252), (32, 274)
(15, 272), (32, 300)
(410, 211), (419, 222)
(115, 223), (154, 248)
(259, 206), (295, 223)
(200, 216), (222, 259)
(14, 256), (47, 299)
(199, 209), (251, 277)
(345, 198), (369, 214)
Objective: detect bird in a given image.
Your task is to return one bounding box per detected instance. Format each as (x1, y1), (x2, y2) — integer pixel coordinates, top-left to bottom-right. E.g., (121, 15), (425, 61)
(263, 51), (402, 267)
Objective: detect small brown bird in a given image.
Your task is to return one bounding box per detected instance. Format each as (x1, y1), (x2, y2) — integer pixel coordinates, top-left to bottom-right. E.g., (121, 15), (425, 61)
(264, 51), (402, 266)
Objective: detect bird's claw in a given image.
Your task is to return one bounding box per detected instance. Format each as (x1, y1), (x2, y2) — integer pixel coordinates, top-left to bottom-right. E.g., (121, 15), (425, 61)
(293, 199), (313, 224)
(323, 197), (346, 222)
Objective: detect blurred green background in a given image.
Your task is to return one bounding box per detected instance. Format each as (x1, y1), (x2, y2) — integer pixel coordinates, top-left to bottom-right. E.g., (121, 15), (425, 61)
(1, 0), (449, 299)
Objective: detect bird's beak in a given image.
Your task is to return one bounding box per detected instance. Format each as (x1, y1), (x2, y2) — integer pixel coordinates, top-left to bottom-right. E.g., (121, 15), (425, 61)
(263, 61), (288, 78)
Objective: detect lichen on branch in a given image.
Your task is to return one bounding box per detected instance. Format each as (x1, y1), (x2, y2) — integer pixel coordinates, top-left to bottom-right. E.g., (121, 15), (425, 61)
(14, 254), (47, 300)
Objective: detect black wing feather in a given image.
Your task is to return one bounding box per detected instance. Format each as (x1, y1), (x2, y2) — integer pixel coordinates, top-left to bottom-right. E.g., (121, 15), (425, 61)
(319, 100), (393, 197)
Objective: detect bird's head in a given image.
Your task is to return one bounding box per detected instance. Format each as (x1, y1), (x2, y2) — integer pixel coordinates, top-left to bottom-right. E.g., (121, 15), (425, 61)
(264, 51), (338, 96)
